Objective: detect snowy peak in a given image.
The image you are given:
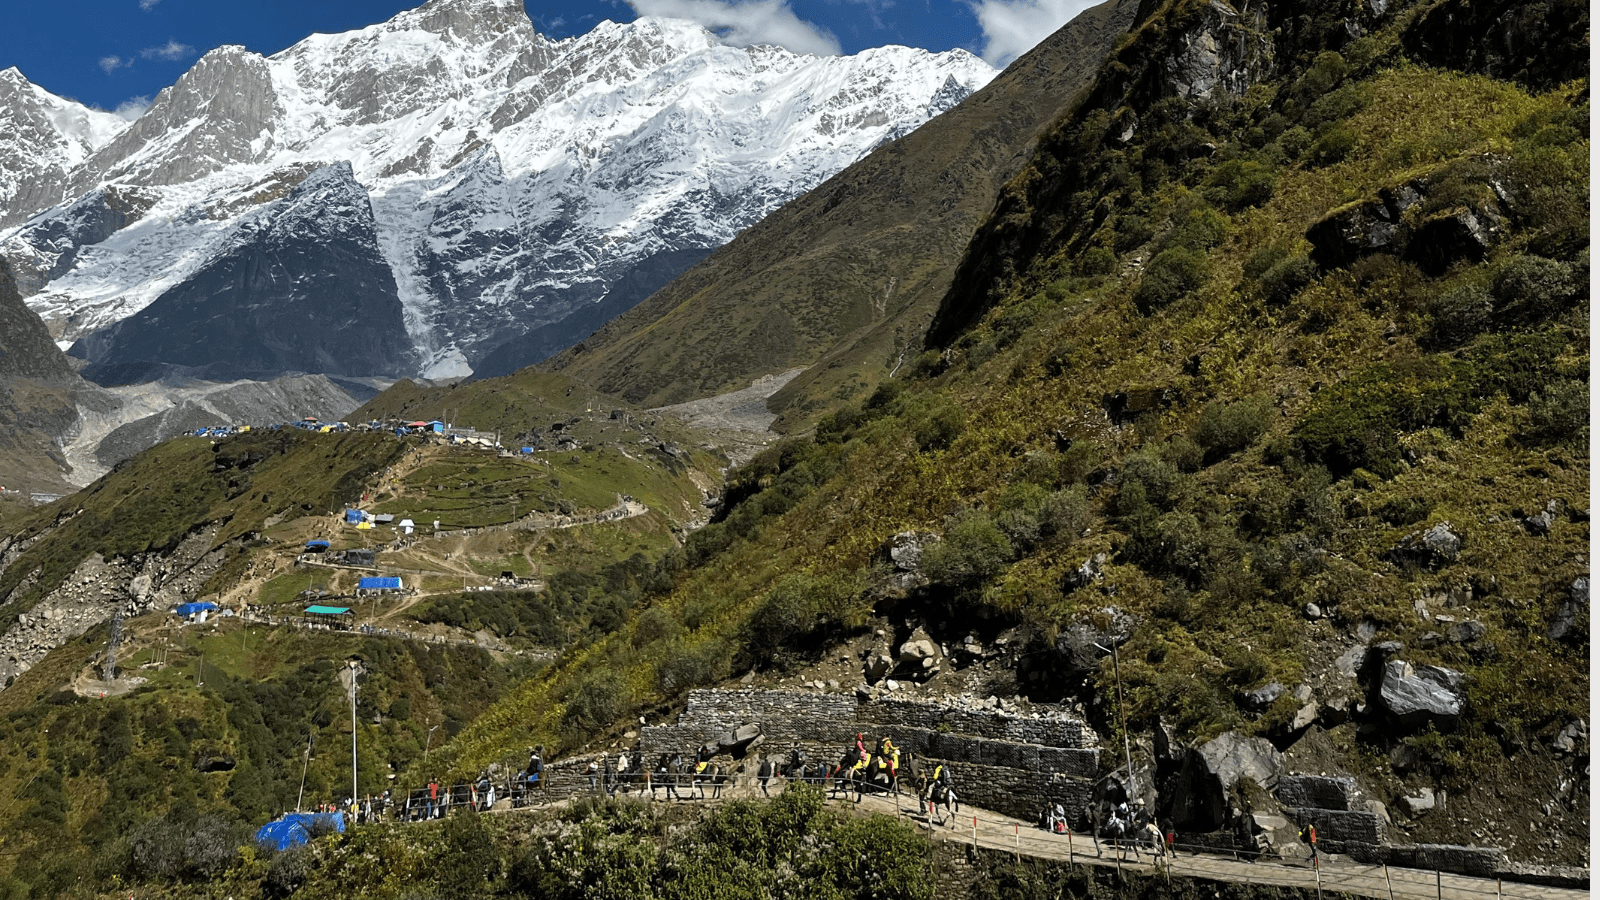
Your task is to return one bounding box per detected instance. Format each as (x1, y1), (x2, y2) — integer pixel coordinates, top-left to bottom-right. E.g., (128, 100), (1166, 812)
(0, 70), (128, 225)
(3, 0), (996, 384)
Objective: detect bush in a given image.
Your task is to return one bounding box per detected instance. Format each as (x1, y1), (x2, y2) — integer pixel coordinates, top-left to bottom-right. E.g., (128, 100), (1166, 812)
(1113, 450), (1188, 517)
(562, 670), (629, 733)
(1133, 247), (1209, 313)
(1426, 282), (1494, 347)
(1523, 379), (1589, 447)
(921, 510), (1014, 593)
(1076, 246), (1117, 277)
(743, 572), (861, 668)
(1192, 395), (1274, 460)
(1306, 123), (1356, 166)
(913, 402), (966, 452)
(658, 639), (731, 696)
(1206, 159), (1277, 211)
(632, 606), (682, 649)
(1038, 487), (1090, 542)
(1493, 255), (1578, 324)
(264, 846), (310, 899)
(1258, 254), (1317, 306)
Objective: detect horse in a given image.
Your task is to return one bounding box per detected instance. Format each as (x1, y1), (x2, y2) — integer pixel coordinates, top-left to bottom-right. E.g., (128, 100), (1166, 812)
(780, 747), (822, 786)
(1096, 809), (1161, 859)
(608, 755), (650, 797)
(923, 778), (959, 826)
(831, 750), (865, 800)
(857, 753), (898, 798)
(692, 760), (732, 800)
(651, 753), (687, 801)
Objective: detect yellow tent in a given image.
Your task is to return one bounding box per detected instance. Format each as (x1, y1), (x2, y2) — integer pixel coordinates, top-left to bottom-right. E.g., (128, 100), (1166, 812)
(356, 521), (373, 530)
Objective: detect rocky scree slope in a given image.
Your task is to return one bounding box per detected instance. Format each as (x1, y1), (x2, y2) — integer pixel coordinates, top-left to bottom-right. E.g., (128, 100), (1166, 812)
(429, 0), (1589, 868)
(0, 0), (994, 383)
(538, 0), (1140, 418)
(0, 257), (94, 493)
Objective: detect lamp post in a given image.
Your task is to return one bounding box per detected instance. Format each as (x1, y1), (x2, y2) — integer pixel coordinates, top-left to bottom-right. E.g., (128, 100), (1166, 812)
(423, 724), (441, 768)
(345, 660), (361, 806)
(1093, 641), (1134, 796)
(296, 731), (314, 812)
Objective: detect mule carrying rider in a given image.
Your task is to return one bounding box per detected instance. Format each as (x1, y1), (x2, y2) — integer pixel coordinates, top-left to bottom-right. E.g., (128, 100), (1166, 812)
(877, 736), (901, 778)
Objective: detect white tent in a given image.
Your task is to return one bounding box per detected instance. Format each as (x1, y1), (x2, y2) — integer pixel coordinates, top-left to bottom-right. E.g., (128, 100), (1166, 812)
(398, 518), (415, 535)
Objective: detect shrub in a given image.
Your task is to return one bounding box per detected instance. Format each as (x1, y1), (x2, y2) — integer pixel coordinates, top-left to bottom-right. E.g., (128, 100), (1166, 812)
(632, 606), (682, 649)
(1076, 246), (1117, 277)
(1205, 159), (1277, 211)
(1306, 123), (1356, 166)
(1426, 282), (1494, 347)
(264, 846), (310, 899)
(921, 510), (1014, 592)
(562, 670), (629, 733)
(1523, 379), (1589, 447)
(1492, 255), (1578, 324)
(1114, 214), (1154, 252)
(743, 572), (860, 668)
(1192, 395), (1274, 460)
(1159, 434), (1205, 472)
(1113, 450), (1187, 516)
(1258, 254), (1317, 306)
(1133, 247), (1209, 313)
(1038, 487), (1090, 542)
(658, 639), (731, 696)
(913, 402), (966, 452)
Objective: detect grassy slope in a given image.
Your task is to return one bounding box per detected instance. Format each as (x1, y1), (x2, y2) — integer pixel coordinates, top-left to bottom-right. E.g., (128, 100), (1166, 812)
(431, 0), (1587, 864)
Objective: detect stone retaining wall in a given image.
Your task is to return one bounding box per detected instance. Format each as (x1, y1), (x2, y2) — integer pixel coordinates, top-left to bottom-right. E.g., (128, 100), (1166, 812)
(1274, 775), (1355, 811)
(638, 689), (1100, 822)
(1288, 807), (1386, 854)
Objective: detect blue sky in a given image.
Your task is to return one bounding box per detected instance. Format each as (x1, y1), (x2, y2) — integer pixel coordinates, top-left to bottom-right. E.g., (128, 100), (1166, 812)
(2, 0), (1100, 116)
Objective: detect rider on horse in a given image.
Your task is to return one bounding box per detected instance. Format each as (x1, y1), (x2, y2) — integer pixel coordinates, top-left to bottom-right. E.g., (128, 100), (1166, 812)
(694, 745), (713, 775)
(877, 737), (900, 777)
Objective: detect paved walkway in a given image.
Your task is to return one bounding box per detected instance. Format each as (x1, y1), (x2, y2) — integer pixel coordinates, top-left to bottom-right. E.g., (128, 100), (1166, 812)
(846, 793), (1585, 900)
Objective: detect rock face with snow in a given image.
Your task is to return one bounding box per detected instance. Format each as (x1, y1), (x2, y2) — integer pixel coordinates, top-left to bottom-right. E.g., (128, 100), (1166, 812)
(0, 0), (995, 384)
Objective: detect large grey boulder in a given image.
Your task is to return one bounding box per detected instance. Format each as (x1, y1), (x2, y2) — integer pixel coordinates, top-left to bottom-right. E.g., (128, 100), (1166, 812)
(1054, 605), (1134, 674)
(1387, 523), (1463, 570)
(1379, 660), (1465, 729)
(1167, 731), (1283, 832)
(1547, 575), (1587, 641)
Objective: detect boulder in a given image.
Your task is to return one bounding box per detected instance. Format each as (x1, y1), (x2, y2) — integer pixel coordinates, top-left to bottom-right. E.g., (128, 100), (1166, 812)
(1062, 552), (1108, 591)
(1523, 509), (1556, 536)
(1290, 703), (1319, 731)
(864, 648), (894, 681)
(876, 531), (938, 593)
(1241, 682), (1284, 712)
(1550, 719), (1586, 755)
(699, 723), (764, 759)
(1546, 575), (1587, 641)
(1168, 731), (1283, 832)
(1379, 660), (1465, 729)
(1402, 787), (1437, 815)
(1054, 605), (1134, 674)
(1388, 523), (1462, 570)
(1445, 620), (1485, 643)
(898, 627), (939, 665)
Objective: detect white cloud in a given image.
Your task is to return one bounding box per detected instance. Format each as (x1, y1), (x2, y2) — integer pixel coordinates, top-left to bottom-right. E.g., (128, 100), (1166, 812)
(138, 0), (160, 9)
(626, 0), (841, 56)
(113, 96), (151, 120)
(99, 55), (130, 74)
(969, 0), (1098, 68)
(141, 39), (194, 61)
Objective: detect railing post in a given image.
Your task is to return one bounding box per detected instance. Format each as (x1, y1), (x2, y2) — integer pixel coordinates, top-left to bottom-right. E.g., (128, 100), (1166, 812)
(1436, 867), (1442, 900)
(1068, 829), (1074, 865)
(1014, 824), (1019, 861)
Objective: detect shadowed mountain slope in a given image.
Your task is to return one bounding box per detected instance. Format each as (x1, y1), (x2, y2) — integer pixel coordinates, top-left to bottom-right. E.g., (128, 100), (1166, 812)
(538, 0), (1141, 419)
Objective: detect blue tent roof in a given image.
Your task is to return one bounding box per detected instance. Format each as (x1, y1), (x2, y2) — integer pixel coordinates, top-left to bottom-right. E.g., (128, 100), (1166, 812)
(304, 540), (330, 550)
(520, 447), (535, 454)
(254, 812), (345, 851)
(174, 601), (219, 617)
(358, 576), (402, 590)
(344, 509), (365, 523)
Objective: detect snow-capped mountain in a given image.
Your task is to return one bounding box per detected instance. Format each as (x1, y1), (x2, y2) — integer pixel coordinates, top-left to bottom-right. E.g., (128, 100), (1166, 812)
(1, 0), (994, 383)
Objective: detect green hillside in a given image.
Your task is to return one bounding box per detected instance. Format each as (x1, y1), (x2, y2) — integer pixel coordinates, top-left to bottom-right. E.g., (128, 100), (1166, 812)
(429, 0), (1588, 867)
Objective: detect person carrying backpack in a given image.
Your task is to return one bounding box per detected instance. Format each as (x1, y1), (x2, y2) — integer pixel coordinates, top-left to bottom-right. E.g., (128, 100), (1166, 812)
(1300, 822), (1319, 864)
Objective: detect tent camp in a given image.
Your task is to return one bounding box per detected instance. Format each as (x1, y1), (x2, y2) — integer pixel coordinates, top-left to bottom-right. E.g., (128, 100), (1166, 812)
(303, 540), (330, 552)
(344, 509), (365, 524)
(357, 577), (403, 592)
(174, 601), (218, 620)
(255, 812), (344, 851)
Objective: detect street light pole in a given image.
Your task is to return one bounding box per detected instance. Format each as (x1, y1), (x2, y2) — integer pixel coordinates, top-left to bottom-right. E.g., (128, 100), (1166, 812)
(1094, 641), (1134, 795)
(423, 724), (440, 769)
(347, 661), (360, 806)
(297, 731), (313, 812)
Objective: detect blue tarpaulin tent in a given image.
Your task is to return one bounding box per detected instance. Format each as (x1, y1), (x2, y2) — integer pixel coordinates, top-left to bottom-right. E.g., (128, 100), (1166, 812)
(426, 420), (445, 433)
(304, 540), (330, 551)
(174, 601), (218, 618)
(344, 509), (365, 524)
(358, 577), (403, 590)
(254, 812), (345, 851)
(520, 447), (535, 454)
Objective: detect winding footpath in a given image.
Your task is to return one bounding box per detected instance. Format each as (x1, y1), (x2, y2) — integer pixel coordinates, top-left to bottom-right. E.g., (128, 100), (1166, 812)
(846, 792), (1586, 900)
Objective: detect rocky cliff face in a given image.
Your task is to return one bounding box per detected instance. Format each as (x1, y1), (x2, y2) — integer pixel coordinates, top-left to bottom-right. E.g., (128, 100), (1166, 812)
(0, 257), (86, 492)
(0, 0), (995, 383)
